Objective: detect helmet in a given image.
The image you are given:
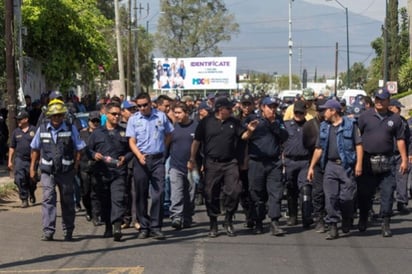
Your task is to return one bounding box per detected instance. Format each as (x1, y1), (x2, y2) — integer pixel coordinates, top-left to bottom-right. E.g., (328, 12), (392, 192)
(46, 99), (67, 116)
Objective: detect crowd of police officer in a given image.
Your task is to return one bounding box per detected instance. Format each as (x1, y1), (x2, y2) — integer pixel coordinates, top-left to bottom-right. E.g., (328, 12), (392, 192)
(6, 87), (412, 241)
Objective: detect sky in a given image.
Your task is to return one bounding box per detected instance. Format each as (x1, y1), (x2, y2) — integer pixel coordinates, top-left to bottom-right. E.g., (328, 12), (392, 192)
(307, 0), (408, 21)
(144, 0), (410, 75)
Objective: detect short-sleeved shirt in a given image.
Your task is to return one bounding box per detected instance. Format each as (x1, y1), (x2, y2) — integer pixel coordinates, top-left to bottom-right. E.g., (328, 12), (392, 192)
(10, 125), (37, 161)
(30, 121), (86, 151)
(358, 108), (405, 155)
(126, 108), (174, 154)
(194, 114), (245, 161)
(170, 120), (198, 173)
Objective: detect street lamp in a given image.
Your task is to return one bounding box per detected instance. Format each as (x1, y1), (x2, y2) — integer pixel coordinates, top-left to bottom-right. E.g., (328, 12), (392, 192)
(326, 0), (350, 89)
(288, 0), (294, 91)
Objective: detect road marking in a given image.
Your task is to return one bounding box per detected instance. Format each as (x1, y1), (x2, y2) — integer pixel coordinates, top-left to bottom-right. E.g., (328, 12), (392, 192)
(0, 266), (144, 273)
(192, 241), (206, 274)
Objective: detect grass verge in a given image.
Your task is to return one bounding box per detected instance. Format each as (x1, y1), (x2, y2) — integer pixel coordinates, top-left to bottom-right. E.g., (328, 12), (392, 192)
(0, 183), (17, 199)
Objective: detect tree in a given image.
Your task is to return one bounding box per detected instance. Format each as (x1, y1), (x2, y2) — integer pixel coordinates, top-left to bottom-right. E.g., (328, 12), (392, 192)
(387, 0), (400, 83)
(22, 0), (113, 91)
(155, 0), (239, 57)
(277, 75), (301, 91)
(340, 62), (368, 89)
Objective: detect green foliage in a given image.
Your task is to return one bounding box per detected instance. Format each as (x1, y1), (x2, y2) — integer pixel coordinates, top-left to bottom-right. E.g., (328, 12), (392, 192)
(341, 62), (368, 89)
(156, 0), (239, 57)
(22, 0), (113, 90)
(398, 59), (412, 91)
(277, 75), (301, 91)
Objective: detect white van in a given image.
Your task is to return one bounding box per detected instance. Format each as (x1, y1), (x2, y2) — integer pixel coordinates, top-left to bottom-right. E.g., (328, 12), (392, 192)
(338, 89), (367, 106)
(278, 90), (302, 103)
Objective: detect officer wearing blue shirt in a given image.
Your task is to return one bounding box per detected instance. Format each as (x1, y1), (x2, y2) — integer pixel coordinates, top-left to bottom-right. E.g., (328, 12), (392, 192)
(126, 92), (174, 240)
(357, 88), (408, 237)
(30, 99), (86, 241)
(308, 99), (363, 240)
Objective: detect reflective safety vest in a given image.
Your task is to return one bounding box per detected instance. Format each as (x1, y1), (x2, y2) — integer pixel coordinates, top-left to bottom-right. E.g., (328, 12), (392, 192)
(319, 116), (357, 171)
(39, 123), (75, 174)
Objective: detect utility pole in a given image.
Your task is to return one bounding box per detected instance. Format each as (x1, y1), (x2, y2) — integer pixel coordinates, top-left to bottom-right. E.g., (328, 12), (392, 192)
(334, 42), (339, 96)
(5, 0), (17, 134)
(288, 0), (294, 91)
(383, 0), (389, 85)
(126, 0), (132, 99)
(114, 0), (126, 96)
(133, 2), (149, 96)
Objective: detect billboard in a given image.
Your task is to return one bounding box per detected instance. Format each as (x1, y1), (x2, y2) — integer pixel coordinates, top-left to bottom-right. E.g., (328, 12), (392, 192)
(153, 57), (237, 90)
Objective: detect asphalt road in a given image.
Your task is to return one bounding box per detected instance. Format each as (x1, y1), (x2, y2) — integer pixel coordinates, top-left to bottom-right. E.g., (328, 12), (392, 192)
(0, 186), (412, 274)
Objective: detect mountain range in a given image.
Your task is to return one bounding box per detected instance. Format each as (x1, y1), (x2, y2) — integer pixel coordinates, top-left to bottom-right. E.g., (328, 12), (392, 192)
(219, 0), (385, 78)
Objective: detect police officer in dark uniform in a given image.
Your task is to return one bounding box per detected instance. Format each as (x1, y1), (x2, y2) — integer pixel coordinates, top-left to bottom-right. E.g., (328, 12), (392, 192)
(78, 111), (102, 224)
(388, 99), (411, 215)
(244, 97), (288, 235)
(188, 96), (255, 237)
(283, 101), (312, 228)
(308, 99), (363, 240)
(30, 99), (86, 241)
(357, 88), (408, 237)
(235, 93), (256, 229)
(88, 102), (133, 241)
(8, 110), (37, 207)
(302, 98), (327, 232)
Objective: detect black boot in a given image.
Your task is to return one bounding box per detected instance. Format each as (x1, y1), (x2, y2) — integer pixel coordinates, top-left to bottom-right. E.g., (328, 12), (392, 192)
(113, 221), (122, 241)
(287, 196), (298, 226)
(103, 222), (113, 238)
(341, 218), (351, 234)
(270, 220), (285, 236)
(301, 185), (313, 229)
(382, 217), (392, 237)
(224, 214), (236, 237)
(208, 217), (218, 238)
(397, 202), (409, 215)
(326, 223), (339, 240)
(254, 221), (263, 235)
(358, 214), (368, 232)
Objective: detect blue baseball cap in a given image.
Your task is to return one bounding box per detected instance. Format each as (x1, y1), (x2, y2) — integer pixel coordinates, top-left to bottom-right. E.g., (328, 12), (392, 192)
(121, 100), (137, 109)
(389, 99), (404, 108)
(198, 101), (211, 111)
(375, 88), (391, 100)
(319, 99), (342, 111)
(261, 97), (280, 106)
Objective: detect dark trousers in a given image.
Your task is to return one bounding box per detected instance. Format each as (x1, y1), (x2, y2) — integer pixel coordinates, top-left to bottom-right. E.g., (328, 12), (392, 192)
(14, 157), (34, 200)
(133, 156), (165, 231)
(311, 164), (325, 219)
(395, 155), (409, 204)
(248, 158), (283, 221)
(204, 159), (241, 217)
(239, 169), (254, 221)
(79, 170), (92, 217)
(94, 174), (126, 224)
(323, 161), (356, 223)
(357, 156), (396, 218)
(284, 158), (310, 201)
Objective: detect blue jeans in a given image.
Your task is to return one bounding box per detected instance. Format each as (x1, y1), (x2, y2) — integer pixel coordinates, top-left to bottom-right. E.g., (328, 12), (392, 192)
(169, 168), (195, 223)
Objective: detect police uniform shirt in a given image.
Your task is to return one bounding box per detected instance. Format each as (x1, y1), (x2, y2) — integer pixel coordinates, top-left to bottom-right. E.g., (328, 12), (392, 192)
(10, 125), (37, 161)
(30, 121), (86, 151)
(194, 114), (245, 161)
(126, 108), (174, 154)
(88, 125), (132, 176)
(244, 115), (288, 159)
(358, 108), (405, 155)
(283, 119), (309, 158)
